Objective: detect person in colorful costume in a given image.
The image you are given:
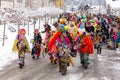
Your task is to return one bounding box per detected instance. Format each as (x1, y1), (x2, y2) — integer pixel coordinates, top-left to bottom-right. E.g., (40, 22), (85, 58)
(48, 19), (75, 74)
(31, 29), (42, 59)
(12, 29), (30, 68)
(58, 48), (70, 75)
(68, 21), (76, 40)
(56, 33), (71, 75)
(42, 22), (51, 53)
(47, 19), (68, 64)
(78, 32), (94, 69)
(48, 31), (58, 63)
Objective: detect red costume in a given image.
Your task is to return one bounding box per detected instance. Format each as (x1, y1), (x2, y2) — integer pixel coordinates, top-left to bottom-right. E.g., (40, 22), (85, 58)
(80, 35), (94, 54)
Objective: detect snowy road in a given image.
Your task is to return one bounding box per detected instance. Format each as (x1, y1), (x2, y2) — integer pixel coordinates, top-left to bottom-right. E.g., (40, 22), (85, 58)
(0, 49), (120, 80)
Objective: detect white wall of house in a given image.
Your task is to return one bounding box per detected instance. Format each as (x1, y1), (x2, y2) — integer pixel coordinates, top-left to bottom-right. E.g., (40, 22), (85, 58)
(1, 0), (25, 8)
(30, 0), (53, 9)
(106, 0), (120, 8)
(0, 0), (57, 9)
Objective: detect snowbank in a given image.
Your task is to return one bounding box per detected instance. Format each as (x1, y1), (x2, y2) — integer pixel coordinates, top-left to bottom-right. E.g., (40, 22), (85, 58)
(0, 24), (18, 70)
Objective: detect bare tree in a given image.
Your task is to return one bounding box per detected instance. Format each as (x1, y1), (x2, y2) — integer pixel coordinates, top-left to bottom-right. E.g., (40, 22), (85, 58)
(0, 0), (1, 8)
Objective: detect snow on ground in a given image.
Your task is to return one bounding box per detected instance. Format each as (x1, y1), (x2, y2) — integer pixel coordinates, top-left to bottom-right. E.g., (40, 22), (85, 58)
(0, 24), (18, 70)
(0, 18), (57, 70)
(112, 63), (120, 70)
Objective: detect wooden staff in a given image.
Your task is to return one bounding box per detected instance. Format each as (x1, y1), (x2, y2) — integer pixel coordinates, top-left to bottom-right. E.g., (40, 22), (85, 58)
(2, 21), (6, 46)
(27, 17), (30, 35)
(28, 21), (29, 35)
(41, 17), (43, 21)
(53, 16), (55, 22)
(18, 22), (20, 32)
(39, 17), (41, 30)
(48, 17), (50, 24)
(50, 16), (52, 24)
(45, 15), (47, 22)
(23, 19), (25, 27)
(33, 18), (35, 30)
(41, 17), (43, 23)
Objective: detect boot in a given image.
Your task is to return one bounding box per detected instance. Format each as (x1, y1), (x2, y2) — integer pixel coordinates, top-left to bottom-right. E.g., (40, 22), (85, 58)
(54, 59), (58, 64)
(37, 56), (40, 59)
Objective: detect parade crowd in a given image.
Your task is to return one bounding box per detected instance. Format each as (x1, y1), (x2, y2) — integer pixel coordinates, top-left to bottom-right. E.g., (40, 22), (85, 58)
(12, 12), (120, 75)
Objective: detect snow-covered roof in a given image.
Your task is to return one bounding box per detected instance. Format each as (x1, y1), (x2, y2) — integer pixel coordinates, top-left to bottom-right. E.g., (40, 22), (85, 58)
(0, 7), (63, 22)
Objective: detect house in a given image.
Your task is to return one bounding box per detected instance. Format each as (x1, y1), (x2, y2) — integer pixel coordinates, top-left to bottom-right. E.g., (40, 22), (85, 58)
(0, 0), (26, 8)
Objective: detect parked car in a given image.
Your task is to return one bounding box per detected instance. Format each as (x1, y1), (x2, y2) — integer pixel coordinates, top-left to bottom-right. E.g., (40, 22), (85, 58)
(8, 25), (16, 32)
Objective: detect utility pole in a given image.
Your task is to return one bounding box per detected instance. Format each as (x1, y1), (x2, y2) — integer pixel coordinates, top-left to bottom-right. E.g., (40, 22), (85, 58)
(99, 0), (101, 13)
(41, 0), (44, 7)
(13, 0), (15, 8)
(23, 0), (26, 8)
(107, 4), (111, 15)
(2, 21), (6, 46)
